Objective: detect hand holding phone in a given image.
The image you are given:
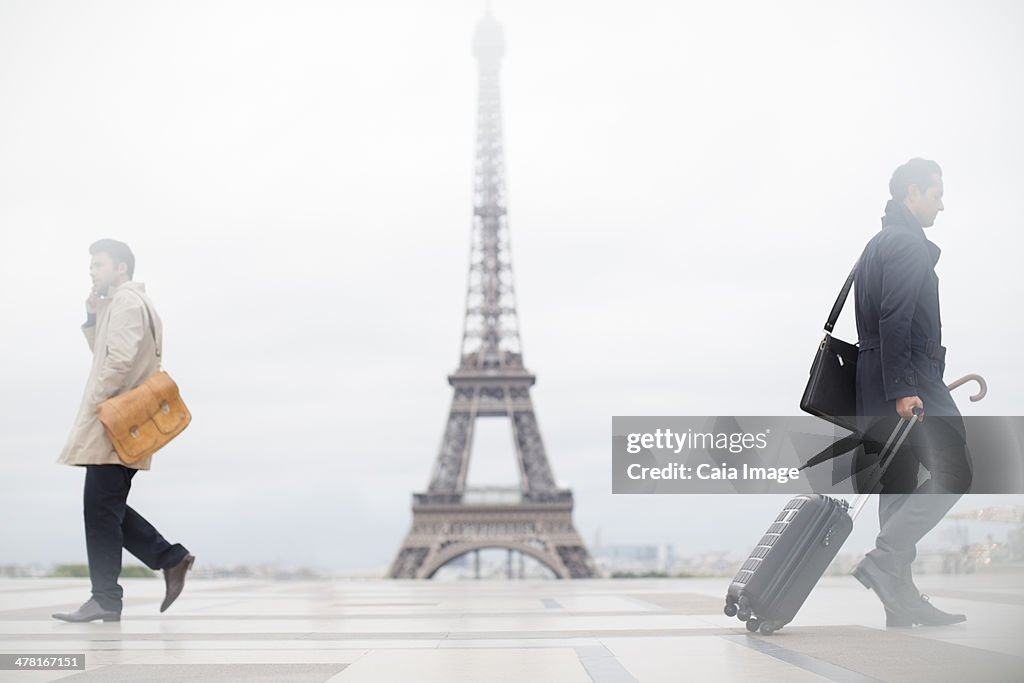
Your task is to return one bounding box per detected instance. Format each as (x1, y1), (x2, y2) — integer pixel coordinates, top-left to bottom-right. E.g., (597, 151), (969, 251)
(85, 287), (100, 315)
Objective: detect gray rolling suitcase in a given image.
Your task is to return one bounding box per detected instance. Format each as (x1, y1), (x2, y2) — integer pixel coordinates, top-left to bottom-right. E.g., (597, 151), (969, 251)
(723, 412), (920, 635)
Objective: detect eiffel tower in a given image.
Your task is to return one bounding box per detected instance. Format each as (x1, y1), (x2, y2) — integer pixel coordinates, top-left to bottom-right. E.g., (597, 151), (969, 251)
(389, 9), (596, 580)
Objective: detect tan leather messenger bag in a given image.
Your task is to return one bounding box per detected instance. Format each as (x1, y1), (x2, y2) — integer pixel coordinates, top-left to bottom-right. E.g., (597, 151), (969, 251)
(96, 292), (191, 465)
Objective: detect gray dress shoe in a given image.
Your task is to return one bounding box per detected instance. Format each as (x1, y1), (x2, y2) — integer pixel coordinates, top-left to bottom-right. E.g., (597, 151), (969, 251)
(909, 594), (966, 626)
(852, 557), (916, 624)
(161, 553), (195, 613)
(52, 598), (120, 623)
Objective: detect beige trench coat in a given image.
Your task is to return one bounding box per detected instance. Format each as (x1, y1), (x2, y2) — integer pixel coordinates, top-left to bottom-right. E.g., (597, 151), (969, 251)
(58, 281), (162, 470)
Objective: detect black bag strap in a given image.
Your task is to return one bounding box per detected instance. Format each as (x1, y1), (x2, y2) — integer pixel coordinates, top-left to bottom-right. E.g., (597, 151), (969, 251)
(824, 260), (859, 333)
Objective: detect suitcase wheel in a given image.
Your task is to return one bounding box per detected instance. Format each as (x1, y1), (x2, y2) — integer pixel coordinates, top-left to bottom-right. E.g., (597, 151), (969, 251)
(747, 620), (782, 636)
(723, 603), (738, 618)
(737, 608), (751, 622)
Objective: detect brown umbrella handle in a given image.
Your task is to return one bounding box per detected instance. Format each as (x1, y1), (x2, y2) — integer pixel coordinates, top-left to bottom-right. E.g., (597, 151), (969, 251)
(947, 373), (987, 402)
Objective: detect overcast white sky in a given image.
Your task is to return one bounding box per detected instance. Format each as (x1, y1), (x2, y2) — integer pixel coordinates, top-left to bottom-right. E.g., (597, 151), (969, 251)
(1, 1), (1022, 573)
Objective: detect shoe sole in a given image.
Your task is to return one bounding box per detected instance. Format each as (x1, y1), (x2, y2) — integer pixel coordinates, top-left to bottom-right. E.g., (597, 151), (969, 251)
(913, 617), (967, 627)
(52, 614), (121, 622)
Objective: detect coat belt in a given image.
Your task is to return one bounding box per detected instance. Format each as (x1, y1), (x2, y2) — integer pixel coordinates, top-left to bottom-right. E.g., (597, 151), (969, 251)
(858, 337), (946, 360)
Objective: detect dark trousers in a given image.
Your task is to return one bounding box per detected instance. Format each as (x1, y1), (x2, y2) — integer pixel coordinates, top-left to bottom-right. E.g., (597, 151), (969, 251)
(84, 464), (188, 612)
(866, 441), (972, 587)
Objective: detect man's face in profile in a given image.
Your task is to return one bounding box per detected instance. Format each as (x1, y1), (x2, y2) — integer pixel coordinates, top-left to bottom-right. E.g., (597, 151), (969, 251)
(908, 173), (945, 228)
(89, 252), (122, 296)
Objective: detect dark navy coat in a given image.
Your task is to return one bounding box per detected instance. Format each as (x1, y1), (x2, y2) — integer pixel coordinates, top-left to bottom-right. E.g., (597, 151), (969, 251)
(853, 200), (964, 443)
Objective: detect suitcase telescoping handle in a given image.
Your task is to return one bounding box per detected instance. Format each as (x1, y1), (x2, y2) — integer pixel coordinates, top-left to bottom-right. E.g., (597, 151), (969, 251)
(848, 407), (923, 521)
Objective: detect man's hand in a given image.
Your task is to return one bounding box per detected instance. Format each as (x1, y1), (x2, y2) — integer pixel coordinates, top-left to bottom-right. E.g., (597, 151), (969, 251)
(85, 289), (100, 315)
(896, 395), (924, 419)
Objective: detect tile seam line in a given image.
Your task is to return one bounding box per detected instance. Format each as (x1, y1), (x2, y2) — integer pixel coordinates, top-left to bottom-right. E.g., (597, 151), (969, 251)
(720, 634), (883, 683)
(574, 644), (640, 683)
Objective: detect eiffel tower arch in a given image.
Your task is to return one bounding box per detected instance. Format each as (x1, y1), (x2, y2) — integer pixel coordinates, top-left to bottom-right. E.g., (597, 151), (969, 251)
(389, 9), (596, 580)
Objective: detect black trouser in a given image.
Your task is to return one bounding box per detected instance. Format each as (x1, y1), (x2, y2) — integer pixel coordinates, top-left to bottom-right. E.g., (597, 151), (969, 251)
(84, 464), (189, 612)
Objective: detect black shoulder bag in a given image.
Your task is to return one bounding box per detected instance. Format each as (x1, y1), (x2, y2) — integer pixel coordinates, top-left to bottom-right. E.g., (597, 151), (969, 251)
(799, 261), (860, 432)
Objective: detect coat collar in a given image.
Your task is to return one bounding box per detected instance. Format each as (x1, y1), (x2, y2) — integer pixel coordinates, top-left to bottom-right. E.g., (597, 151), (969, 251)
(881, 199), (941, 266)
(110, 280), (146, 297)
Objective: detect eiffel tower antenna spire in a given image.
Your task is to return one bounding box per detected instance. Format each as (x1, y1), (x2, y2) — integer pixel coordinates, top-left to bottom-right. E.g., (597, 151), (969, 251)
(462, 3), (518, 372)
(389, 9), (596, 580)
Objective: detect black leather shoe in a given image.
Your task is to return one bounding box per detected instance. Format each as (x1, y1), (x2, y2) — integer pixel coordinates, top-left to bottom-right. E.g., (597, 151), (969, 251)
(885, 607), (914, 628)
(908, 594), (966, 626)
(52, 598), (120, 623)
(852, 557), (916, 625)
(160, 553), (195, 613)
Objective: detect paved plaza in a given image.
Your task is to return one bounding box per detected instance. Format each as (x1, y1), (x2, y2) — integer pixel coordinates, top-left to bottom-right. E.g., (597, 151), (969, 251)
(1, 572), (1022, 682)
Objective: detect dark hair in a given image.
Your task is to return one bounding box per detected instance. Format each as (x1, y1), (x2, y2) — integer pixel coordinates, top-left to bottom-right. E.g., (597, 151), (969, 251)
(889, 158), (942, 201)
(89, 239), (135, 279)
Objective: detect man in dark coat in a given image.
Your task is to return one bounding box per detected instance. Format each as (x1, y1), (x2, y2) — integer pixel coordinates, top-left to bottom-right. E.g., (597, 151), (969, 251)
(851, 158), (972, 628)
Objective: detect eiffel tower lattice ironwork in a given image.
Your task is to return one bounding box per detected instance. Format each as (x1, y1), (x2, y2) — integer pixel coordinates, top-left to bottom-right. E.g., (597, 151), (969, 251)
(389, 10), (596, 580)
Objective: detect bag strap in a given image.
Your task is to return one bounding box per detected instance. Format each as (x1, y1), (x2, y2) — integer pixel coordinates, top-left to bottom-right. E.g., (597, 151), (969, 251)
(824, 260), (859, 333)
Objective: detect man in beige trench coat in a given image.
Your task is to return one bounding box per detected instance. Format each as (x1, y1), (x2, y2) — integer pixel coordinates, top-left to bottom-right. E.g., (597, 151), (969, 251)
(52, 239), (194, 623)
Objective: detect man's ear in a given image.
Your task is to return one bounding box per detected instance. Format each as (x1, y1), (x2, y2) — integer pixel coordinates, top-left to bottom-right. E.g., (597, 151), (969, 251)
(905, 184), (922, 203)
(116, 262), (128, 276)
